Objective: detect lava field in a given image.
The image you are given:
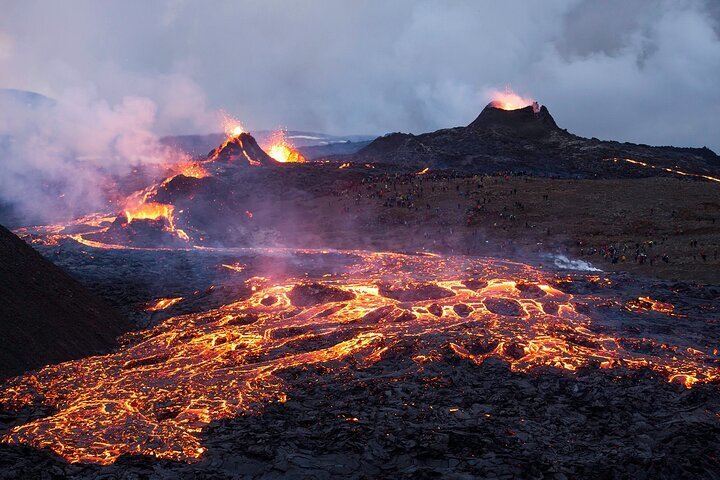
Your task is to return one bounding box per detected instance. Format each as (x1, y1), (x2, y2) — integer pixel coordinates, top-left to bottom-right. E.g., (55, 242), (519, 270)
(1, 243), (719, 478)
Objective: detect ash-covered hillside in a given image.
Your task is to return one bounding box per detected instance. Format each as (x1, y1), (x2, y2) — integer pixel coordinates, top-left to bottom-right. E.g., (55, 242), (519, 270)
(0, 224), (130, 377)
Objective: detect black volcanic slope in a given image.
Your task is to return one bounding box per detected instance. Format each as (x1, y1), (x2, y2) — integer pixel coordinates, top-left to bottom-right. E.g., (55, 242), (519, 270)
(356, 103), (720, 178)
(207, 132), (278, 167)
(0, 224), (130, 378)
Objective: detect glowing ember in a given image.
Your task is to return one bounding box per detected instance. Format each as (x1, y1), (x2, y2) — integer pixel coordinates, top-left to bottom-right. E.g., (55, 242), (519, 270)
(176, 162), (210, 179)
(147, 297), (183, 311)
(488, 86), (537, 112)
(0, 251), (716, 465)
(265, 131), (306, 163)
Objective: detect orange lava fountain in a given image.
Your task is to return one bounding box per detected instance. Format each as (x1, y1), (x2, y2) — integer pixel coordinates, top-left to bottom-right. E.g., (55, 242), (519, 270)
(221, 112), (246, 139)
(266, 131), (306, 163)
(488, 86), (536, 111)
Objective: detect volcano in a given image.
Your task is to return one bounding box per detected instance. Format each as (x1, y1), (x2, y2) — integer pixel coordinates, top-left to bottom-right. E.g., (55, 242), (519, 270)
(207, 132), (278, 167)
(78, 131), (286, 247)
(355, 101), (720, 179)
(467, 102), (559, 139)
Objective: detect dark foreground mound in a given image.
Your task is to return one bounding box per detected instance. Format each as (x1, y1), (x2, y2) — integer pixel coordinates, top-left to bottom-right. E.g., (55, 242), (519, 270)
(0, 224), (129, 377)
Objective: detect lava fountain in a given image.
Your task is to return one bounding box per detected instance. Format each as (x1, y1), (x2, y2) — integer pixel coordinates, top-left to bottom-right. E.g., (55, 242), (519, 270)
(487, 86), (539, 112)
(265, 131), (307, 163)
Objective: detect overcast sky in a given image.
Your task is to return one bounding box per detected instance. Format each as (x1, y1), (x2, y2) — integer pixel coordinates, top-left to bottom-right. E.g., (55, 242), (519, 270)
(1, 0), (720, 150)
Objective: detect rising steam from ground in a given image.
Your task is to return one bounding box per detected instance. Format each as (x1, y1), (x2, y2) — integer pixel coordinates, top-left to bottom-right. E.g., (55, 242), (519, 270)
(544, 253), (602, 272)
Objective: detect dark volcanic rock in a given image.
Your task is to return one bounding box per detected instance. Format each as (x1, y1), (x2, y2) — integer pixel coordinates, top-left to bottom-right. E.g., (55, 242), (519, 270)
(514, 280), (546, 298)
(287, 282), (356, 307)
(377, 281), (455, 301)
(463, 278), (489, 291)
(453, 303), (473, 317)
(427, 303), (443, 317)
(467, 103), (559, 139)
(483, 297), (524, 316)
(0, 224), (130, 378)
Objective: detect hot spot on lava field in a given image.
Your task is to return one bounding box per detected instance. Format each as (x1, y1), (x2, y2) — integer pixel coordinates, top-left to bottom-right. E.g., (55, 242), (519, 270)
(0, 248), (717, 466)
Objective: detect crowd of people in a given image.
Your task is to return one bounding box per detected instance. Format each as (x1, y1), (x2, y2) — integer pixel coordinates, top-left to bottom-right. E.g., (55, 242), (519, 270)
(326, 169), (718, 269)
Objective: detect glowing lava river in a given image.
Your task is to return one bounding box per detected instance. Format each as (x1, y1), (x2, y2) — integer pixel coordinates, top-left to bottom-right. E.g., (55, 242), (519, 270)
(0, 239), (718, 466)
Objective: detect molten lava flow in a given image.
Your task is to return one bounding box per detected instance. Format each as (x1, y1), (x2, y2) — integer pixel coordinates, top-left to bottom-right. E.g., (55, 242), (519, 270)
(0, 250), (717, 465)
(124, 202), (175, 225)
(626, 296), (677, 315)
(417, 167), (429, 175)
(488, 86), (538, 112)
(147, 297), (183, 311)
(122, 199), (190, 242)
(608, 157), (720, 184)
(265, 131), (306, 163)
(221, 262), (246, 273)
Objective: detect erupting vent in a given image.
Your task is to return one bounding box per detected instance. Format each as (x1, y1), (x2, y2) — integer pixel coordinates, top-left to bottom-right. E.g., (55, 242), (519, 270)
(265, 131), (307, 163)
(487, 86), (539, 112)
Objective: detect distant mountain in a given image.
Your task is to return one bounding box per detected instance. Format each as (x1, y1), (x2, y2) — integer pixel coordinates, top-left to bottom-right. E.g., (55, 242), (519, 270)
(355, 103), (720, 179)
(297, 140), (372, 159)
(0, 88), (55, 109)
(0, 224), (131, 378)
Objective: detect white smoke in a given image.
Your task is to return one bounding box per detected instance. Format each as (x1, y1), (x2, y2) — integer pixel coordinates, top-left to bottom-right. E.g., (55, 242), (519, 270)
(545, 254), (602, 272)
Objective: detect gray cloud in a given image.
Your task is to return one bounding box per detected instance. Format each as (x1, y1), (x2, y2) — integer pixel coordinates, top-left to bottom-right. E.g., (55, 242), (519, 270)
(0, 0), (719, 148)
